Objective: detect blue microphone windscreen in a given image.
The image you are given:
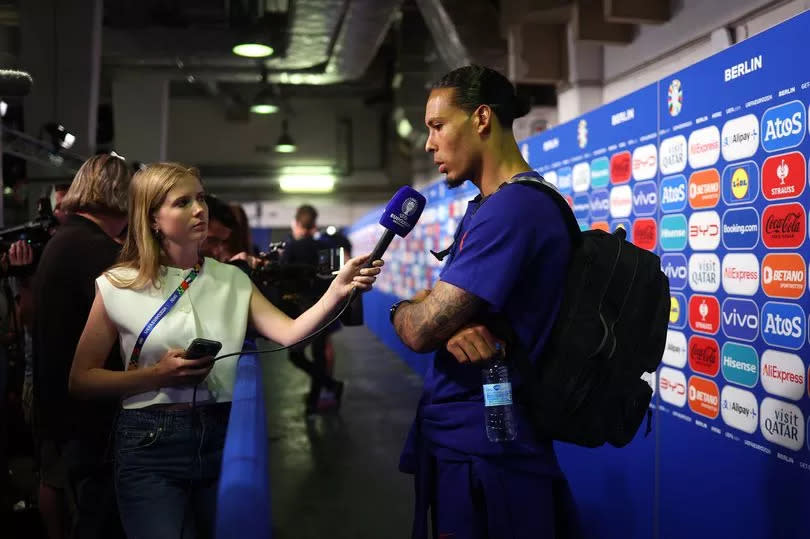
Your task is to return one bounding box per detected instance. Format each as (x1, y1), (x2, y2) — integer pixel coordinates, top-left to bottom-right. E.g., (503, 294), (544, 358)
(379, 186), (427, 237)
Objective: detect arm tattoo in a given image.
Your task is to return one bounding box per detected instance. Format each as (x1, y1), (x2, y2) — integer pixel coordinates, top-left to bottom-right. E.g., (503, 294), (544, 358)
(394, 281), (483, 353)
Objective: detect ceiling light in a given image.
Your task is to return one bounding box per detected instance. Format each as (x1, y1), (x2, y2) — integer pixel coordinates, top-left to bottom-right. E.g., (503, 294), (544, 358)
(232, 43), (274, 58)
(280, 166), (333, 175)
(397, 117), (413, 138)
(275, 119), (297, 153)
(279, 175), (335, 193)
(250, 85), (279, 114)
(0, 100), (7, 118)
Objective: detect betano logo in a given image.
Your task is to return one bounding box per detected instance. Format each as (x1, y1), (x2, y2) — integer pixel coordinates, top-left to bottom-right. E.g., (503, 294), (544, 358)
(688, 125), (721, 169)
(761, 202), (806, 249)
(632, 218), (657, 251)
(689, 253), (720, 294)
(688, 376), (720, 419)
(722, 297), (759, 342)
(610, 151), (631, 184)
(660, 175), (687, 213)
(689, 335), (720, 377)
(762, 151), (805, 201)
(659, 366), (687, 407)
(572, 162), (591, 193)
(609, 185), (632, 218)
(721, 253), (759, 296)
(659, 135), (687, 175)
(761, 301), (805, 351)
(661, 253), (688, 290)
(660, 214), (688, 251)
(632, 181), (658, 216)
(689, 294), (720, 335)
(760, 100), (806, 153)
(663, 330), (687, 368)
(721, 114), (759, 162)
(688, 211), (721, 251)
(721, 385), (759, 434)
(721, 342), (758, 388)
(688, 169), (721, 209)
(632, 144), (657, 181)
(721, 207), (759, 251)
(722, 161), (759, 206)
(760, 397), (805, 451)
(761, 349), (805, 401)
(762, 253), (806, 299)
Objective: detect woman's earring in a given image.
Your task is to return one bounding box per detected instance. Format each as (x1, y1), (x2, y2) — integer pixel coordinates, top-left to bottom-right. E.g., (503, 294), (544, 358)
(153, 227), (163, 240)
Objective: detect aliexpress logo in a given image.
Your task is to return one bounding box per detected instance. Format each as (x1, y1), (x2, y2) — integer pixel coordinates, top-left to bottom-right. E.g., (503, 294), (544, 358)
(689, 295), (720, 335)
(762, 253), (806, 299)
(610, 151), (631, 184)
(762, 151), (806, 201)
(689, 335), (720, 377)
(761, 202), (806, 249)
(688, 169), (721, 209)
(688, 376), (720, 419)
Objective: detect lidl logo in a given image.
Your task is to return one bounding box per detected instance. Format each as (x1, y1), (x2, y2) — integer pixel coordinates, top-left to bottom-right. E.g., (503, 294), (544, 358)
(722, 161), (759, 206)
(573, 194), (590, 221)
(632, 181), (658, 216)
(721, 342), (759, 388)
(670, 292), (687, 329)
(659, 366), (687, 407)
(762, 253), (806, 299)
(760, 349), (805, 401)
(589, 189), (610, 220)
(721, 385), (759, 434)
(688, 375), (720, 419)
(610, 151), (631, 184)
(761, 202), (806, 249)
(660, 214), (688, 251)
(591, 157), (610, 189)
(762, 151), (805, 200)
(721, 207), (759, 250)
(760, 397), (805, 451)
(760, 100), (806, 152)
(689, 335), (720, 377)
(557, 166), (573, 193)
(721, 253), (759, 296)
(689, 253), (720, 294)
(689, 294), (720, 335)
(722, 297), (759, 342)
(661, 253), (687, 290)
(688, 169), (721, 209)
(761, 301), (806, 351)
(632, 218), (657, 251)
(660, 175), (687, 213)
(721, 114), (759, 161)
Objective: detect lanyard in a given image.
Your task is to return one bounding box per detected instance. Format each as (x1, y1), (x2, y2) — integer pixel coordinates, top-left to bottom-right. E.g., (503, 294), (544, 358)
(127, 260), (203, 371)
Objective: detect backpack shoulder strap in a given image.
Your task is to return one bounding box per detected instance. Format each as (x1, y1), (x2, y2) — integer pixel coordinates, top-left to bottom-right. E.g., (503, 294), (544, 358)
(510, 177), (583, 247)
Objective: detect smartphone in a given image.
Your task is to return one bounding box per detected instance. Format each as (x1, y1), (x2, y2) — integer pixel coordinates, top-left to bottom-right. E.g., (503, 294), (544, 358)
(184, 338), (222, 360)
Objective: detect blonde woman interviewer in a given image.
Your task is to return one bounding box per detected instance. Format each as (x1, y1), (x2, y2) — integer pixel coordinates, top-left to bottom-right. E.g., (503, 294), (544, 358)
(69, 163), (382, 538)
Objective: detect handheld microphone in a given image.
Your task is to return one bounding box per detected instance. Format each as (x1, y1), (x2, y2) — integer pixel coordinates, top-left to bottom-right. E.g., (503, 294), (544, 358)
(0, 70), (33, 97)
(364, 185), (426, 267)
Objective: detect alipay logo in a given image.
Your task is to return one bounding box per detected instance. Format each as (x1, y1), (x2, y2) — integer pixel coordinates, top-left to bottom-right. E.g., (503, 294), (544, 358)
(761, 100), (806, 152)
(721, 385), (758, 434)
(661, 253), (688, 290)
(660, 175), (687, 213)
(761, 301), (805, 350)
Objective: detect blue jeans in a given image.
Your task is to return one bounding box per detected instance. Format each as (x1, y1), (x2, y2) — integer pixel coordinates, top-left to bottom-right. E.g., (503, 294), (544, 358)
(114, 403), (230, 539)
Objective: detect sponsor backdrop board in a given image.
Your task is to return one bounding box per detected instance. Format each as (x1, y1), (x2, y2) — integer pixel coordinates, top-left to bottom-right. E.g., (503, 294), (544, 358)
(348, 11), (810, 539)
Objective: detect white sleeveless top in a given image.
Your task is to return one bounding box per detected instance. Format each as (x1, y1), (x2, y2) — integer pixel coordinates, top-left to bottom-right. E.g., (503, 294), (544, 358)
(96, 257), (253, 409)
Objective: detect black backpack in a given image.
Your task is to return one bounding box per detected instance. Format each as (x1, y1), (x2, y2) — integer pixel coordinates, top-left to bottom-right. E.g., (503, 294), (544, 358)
(502, 177), (670, 448)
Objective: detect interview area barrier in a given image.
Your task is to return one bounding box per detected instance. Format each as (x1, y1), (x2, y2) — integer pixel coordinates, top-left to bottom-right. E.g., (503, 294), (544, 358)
(349, 11), (810, 539)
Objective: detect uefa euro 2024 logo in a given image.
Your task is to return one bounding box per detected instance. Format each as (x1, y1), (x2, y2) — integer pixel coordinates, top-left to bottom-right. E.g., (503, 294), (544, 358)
(668, 79), (683, 117)
(577, 119), (588, 149)
(401, 197), (418, 218)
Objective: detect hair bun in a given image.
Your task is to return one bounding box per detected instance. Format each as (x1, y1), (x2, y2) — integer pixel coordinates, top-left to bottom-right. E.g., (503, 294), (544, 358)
(512, 94), (531, 119)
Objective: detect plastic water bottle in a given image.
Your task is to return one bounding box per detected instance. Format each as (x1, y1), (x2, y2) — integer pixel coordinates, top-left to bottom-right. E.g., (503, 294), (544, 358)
(482, 344), (516, 442)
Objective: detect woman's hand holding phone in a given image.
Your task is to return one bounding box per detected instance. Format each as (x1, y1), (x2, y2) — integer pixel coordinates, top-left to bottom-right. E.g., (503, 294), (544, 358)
(152, 347), (215, 387)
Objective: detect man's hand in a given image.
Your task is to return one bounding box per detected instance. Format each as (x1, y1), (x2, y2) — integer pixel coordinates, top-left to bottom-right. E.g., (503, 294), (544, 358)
(445, 323), (504, 364)
(9, 240), (33, 266)
(229, 251), (267, 269)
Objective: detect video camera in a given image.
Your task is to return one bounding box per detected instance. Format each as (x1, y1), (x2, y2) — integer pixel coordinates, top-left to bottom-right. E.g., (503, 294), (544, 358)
(248, 241), (363, 326)
(0, 197), (58, 275)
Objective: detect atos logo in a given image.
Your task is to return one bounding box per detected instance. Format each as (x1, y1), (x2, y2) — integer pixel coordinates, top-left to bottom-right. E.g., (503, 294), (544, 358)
(633, 219), (657, 251)
(590, 157), (610, 189)
(760, 100), (806, 152)
(660, 175), (687, 213)
(689, 253), (720, 293)
(722, 297), (759, 342)
(610, 151), (631, 184)
(661, 253), (688, 290)
(632, 181), (658, 216)
(557, 166), (573, 193)
(573, 194), (590, 221)
(660, 215), (688, 251)
(659, 366), (687, 407)
(689, 295), (720, 335)
(669, 292), (687, 329)
(688, 376), (720, 419)
(589, 189), (610, 220)
(761, 202), (806, 249)
(610, 220), (632, 242)
(689, 335), (720, 377)
(722, 161), (759, 205)
(721, 207), (759, 250)
(762, 151), (806, 200)
(721, 386), (759, 434)
(761, 301), (806, 351)
(721, 342), (759, 388)
(688, 211), (721, 251)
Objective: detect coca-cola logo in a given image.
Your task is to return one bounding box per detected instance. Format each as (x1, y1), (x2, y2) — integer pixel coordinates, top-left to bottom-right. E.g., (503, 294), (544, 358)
(632, 218), (657, 251)
(689, 335), (720, 377)
(762, 202), (806, 249)
(610, 151), (631, 184)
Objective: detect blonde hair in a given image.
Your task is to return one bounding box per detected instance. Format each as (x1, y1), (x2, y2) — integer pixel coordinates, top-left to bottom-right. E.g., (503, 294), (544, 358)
(61, 154), (132, 215)
(107, 162), (202, 290)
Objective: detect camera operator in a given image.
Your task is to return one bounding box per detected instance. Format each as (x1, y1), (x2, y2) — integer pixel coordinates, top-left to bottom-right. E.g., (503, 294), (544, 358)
(32, 153), (131, 539)
(282, 204), (344, 415)
(200, 195), (263, 271)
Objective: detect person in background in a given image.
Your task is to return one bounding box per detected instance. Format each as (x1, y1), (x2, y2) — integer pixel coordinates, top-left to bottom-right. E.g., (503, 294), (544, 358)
(390, 65), (580, 538)
(227, 203), (255, 258)
(68, 162), (382, 538)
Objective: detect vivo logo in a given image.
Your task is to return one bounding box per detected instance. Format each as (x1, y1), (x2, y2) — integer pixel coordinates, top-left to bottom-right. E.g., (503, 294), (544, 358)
(589, 190), (610, 220)
(661, 253), (688, 290)
(632, 181), (658, 217)
(722, 298), (759, 342)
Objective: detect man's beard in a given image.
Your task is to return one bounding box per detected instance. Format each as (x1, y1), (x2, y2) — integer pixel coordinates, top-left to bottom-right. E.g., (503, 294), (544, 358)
(444, 176), (465, 189)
